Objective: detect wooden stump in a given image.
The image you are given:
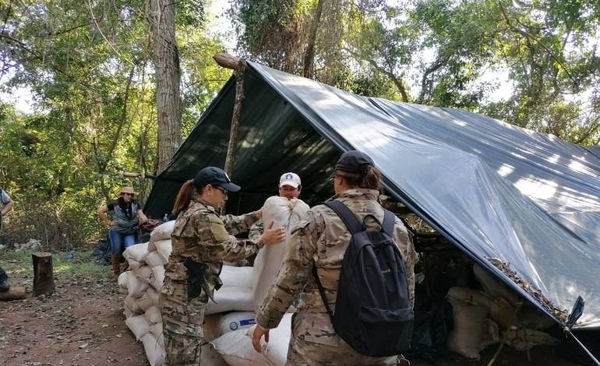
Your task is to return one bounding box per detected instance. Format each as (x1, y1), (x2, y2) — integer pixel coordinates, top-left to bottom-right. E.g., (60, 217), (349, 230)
(33, 252), (55, 296)
(0, 286), (26, 301)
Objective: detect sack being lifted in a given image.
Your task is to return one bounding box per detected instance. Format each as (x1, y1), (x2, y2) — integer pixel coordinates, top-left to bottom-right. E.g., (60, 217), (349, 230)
(252, 196), (310, 311)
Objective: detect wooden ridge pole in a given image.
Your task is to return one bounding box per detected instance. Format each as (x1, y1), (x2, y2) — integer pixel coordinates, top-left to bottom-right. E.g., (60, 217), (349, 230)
(213, 53), (247, 177)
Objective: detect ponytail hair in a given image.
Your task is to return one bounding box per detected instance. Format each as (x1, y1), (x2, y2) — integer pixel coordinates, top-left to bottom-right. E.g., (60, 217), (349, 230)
(172, 180), (200, 215)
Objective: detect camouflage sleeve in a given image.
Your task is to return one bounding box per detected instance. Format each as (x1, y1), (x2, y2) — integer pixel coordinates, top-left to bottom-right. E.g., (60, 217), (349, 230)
(394, 217), (419, 307)
(248, 219), (264, 242)
(222, 211), (260, 236)
(193, 212), (261, 263)
(255, 211), (320, 329)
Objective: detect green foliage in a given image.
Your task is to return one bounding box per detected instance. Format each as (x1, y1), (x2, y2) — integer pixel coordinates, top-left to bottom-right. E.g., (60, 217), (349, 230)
(231, 0), (600, 143)
(0, 0), (230, 249)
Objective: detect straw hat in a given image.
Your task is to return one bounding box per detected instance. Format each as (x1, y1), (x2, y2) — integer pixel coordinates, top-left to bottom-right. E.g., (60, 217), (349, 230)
(119, 186), (138, 195)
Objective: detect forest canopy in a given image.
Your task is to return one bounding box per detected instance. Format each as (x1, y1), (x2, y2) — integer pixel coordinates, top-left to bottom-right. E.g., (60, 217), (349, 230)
(0, 0), (598, 248)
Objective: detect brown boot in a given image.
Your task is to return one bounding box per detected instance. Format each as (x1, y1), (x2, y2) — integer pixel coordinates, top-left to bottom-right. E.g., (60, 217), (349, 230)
(110, 254), (121, 282)
(122, 258), (130, 272)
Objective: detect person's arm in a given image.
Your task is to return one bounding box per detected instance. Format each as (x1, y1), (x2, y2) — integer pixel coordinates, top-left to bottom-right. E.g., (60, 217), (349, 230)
(97, 204), (115, 226)
(195, 213), (284, 263)
(248, 220), (264, 242)
(137, 209), (149, 224)
(1, 200), (13, 216)
(222, 210), (261, 236)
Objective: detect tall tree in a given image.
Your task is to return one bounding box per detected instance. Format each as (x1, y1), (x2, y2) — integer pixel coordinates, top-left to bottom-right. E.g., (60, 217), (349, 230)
(148, 0), (181, 172)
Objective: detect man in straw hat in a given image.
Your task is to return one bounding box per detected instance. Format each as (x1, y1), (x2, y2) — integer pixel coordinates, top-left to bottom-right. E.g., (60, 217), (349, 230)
(98, 186), (149, 282)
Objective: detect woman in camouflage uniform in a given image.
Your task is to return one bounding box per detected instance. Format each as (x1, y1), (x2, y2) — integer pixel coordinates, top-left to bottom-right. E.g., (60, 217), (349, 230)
(252, 151), (419, 366)
(160, 166), (285, 366)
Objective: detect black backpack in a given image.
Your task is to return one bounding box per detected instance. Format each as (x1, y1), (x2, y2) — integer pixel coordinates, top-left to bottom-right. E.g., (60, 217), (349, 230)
(313, 200), (414, 357)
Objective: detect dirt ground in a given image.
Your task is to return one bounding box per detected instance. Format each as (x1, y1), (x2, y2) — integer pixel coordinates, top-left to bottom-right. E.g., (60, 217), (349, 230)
(0, 257), (588, 366)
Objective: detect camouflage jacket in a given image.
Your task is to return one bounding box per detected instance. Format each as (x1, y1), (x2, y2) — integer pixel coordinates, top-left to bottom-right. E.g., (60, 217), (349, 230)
(255, 188), (418, 329)
(248, 219), (264, 242)
(164, 198), (262, 298)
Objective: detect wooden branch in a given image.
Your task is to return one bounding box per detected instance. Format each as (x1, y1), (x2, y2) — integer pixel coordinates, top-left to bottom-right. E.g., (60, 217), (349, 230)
(0, 287), (26, 301)
(213, 53), (243, 70)
(223, 61), (247, 177)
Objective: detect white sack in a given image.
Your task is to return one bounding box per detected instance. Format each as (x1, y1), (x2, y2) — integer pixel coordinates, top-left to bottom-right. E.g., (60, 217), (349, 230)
(211, 329), (270, 366)
(211, 313), (292, 366)
(149, 322), (165, 348)
(154, 239), (172, 262)
(123, 303), (136, 319)
(220, 265), (254, 289)
(150, 220), (175, 243)
(445, 290), (488, 360)
(146, 286), (160, 307)
(127, 270), (150, 298)
(146, 251), (167, 268)
(250, 312), (292, 366)
(206, 287), (254, 315)
(118, 271), (129, 291)
(137, 290), (156, 313)
(152, 265), (165, 291)
(127, 258), (143, 271)
(252, 197), (309, 310)
(123, 242), (150, 263)
(134, 265), (154, 285)
(145, 305), (162, 324)
(124, 294), (142, 314)
(218, 311), (256, 334)
(141, 332), (165, 366)
(126, 314), (151, 341)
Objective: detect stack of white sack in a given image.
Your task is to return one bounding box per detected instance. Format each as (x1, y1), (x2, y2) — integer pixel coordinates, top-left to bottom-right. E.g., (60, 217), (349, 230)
(118, 195), (310, 366)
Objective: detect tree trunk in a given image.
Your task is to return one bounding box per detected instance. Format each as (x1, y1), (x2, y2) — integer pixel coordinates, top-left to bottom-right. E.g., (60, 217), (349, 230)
(303, 0), (325, 78)
(148, 0), (182, 173)
(0, 286), (27, 301)
(32, 252), (55, 296)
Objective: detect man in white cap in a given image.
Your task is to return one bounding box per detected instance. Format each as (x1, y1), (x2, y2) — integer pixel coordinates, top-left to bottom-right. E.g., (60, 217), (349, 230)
(249, 172), (302, 241)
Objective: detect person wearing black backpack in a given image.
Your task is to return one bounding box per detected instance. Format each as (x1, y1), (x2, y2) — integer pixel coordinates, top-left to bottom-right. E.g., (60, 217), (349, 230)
(252, 150), (419, 366)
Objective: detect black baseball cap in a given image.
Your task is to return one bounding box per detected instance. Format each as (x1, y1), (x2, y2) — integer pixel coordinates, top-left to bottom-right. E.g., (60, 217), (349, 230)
(335, 150), (374, 174)
(192, 166), (241, 192)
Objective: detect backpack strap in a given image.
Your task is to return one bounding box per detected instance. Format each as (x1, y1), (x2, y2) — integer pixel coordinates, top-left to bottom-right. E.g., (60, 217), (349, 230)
(381, 209), (395, 237)
(313, 265), (335, 321)
(325, 200), (396, 237)
(324, 201), (363, 233)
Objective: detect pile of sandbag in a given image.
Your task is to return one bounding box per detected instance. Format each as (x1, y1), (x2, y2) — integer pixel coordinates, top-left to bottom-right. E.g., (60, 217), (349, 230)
(119, 196), (310, 366)
(444, 264), (560, 360)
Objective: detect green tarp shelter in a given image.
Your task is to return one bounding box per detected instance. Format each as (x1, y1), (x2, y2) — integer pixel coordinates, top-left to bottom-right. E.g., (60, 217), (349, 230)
(145, 62), (600, 340)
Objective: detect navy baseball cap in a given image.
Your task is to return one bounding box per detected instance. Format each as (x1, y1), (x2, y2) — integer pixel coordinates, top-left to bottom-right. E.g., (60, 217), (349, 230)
(193, 166), (241, 192)
(335, 150), (374, 174)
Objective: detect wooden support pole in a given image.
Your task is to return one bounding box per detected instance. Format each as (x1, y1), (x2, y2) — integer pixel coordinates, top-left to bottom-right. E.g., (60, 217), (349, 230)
(0, 286), (26, 301)
(213, 53), (247, 177)
(32, 252), (55, 296)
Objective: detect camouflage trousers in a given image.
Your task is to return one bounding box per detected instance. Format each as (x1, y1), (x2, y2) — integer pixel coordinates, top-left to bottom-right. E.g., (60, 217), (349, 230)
(160, 277), (208, 366)
(285, 312), (401, 366)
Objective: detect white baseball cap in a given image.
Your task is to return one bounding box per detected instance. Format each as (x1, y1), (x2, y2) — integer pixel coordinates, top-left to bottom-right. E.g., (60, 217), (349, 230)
(279, 172), (301, 188)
